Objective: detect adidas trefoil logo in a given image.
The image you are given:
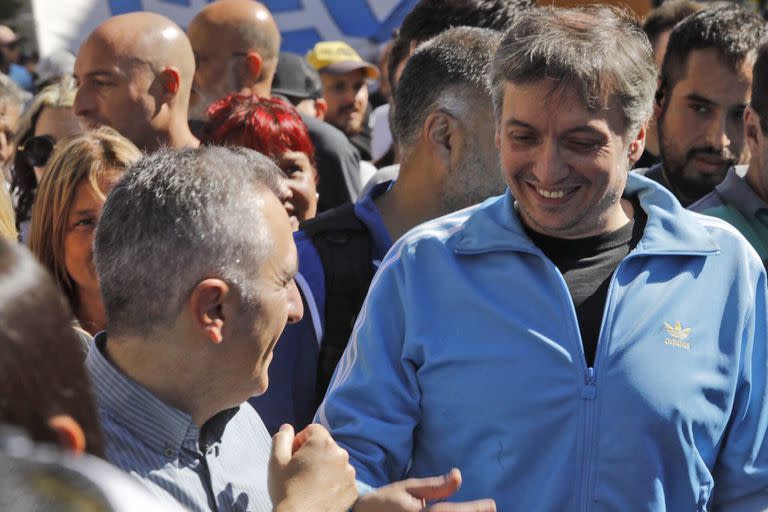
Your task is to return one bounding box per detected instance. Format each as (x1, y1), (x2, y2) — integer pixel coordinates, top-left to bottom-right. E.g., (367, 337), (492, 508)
(664, 321), (691, 350)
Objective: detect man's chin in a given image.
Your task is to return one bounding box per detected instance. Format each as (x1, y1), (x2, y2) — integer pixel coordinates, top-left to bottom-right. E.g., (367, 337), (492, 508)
(340, 120), (364, 136)
(671, 168), (724, 201)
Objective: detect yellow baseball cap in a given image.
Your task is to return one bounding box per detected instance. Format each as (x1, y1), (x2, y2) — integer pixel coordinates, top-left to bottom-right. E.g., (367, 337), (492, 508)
(305, 41), (379, 79)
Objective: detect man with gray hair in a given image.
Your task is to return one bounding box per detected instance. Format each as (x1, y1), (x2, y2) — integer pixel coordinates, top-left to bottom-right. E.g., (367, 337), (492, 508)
(88, 146), (357, 511)
(252, 26), (505, 437)
(319, 6), (768, 510)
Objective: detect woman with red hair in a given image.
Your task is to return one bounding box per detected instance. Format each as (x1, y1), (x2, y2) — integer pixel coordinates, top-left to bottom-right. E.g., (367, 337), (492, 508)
(203, 94), (318, 228)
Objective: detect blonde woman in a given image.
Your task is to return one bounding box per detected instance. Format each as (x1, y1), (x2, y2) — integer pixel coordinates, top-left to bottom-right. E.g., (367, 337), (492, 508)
(11, 77), (81, 235)
(0, 185), (17, 241)
(29, 128), (141, 335)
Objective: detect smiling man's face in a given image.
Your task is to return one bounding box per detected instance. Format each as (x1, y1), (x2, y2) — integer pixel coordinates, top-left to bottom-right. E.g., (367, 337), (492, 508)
(497, 79), (641, 239)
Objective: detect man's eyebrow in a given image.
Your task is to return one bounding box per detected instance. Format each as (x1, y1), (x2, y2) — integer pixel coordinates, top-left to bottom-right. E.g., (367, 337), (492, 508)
(503, 118), (536, 129)
(684, 93), (716, 106)
(503, 119), (604, 136)
(563, 125), (605, 137)
(83, 70), (118, 80)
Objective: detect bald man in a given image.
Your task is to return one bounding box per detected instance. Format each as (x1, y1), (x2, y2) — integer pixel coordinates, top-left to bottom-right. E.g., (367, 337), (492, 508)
(188, 0), (365, 211)
(187, 0), (279, 121)
(74, 13), (199, 152)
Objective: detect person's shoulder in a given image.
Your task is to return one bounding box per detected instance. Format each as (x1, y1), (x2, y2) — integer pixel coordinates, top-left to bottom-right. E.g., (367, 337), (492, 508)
(388, 198), (500, 261)
(302, 115), (353, 148)
(688, 189), (723, 213)
(686, 209), (764, 273)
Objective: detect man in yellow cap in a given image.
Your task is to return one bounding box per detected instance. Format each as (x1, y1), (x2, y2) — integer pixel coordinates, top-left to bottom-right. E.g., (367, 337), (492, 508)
(307, 41), (378, 160)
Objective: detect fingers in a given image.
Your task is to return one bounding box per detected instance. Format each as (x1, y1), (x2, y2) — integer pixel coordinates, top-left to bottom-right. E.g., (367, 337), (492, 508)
(403, 468), (462, 501)
(270, 424), (295, 468)
(427, 499), (497, 512)
(292, 423), (327, 453)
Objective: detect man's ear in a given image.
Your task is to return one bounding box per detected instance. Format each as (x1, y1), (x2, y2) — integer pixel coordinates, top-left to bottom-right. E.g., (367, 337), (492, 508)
(245, 51), (263, 82)
(159, 67), (181, 99)
(627, 122), (647, 164)
(189, 278), (230, 344)
(745, 105), (762, 155)
(314, 98), (328, 120)
(48, 415), (86, 455)
(424, 111), (456, 170)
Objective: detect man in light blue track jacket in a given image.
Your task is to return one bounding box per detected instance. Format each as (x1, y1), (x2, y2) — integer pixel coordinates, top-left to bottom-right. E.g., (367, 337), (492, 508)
(318, 5), (768, 511)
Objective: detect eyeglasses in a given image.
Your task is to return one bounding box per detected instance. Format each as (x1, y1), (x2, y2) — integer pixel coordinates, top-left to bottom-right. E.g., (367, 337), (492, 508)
(18, 135), (55, 167)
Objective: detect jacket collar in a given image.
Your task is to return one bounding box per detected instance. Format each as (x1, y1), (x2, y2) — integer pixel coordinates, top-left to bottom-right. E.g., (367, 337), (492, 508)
(453, 173), (720, 256)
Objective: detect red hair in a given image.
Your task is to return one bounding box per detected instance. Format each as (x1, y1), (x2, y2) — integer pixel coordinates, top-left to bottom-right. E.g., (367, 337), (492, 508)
(202, 94), (316, 166)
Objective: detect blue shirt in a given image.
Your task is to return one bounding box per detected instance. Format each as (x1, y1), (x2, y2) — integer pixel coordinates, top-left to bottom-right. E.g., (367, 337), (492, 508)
(86, 333), (273, 512)
(8, 63), (33, 92)
(318, 174), (768, 511)
(250, 181), (394, 434)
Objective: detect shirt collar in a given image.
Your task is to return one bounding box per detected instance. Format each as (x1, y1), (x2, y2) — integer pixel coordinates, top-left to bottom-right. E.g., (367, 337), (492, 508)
(453, 173), (719, 257)
(354, 179), (394, 259)
(86, 333), (198, 456)
(715, 165), (768, 219)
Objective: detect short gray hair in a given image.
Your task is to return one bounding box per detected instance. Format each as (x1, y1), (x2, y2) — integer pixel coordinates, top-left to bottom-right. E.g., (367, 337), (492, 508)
(392, 26), (502, 154)
(95, 146), (283, 337)
(490, 5), (657, 135)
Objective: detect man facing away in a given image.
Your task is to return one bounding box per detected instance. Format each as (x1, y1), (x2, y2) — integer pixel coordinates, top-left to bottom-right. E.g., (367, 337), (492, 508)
(319, 6), (768, 510)
(252, 27), (505, 434)
(690, 41), (768, 268)
(638, 4), (768, 206)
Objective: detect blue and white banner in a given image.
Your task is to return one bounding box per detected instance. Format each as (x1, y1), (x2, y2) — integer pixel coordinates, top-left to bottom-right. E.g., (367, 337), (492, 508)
(31, 0), (418, 61)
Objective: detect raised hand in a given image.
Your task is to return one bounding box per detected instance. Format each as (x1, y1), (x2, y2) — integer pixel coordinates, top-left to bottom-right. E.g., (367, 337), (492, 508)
(269, 424), (357, 512)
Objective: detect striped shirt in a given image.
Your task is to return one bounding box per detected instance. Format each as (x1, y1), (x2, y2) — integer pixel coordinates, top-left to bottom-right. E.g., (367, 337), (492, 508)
(86, 333), (273, 512)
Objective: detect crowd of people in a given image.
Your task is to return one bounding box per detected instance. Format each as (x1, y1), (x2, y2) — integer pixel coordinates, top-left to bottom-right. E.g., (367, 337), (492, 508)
(1, 0), (768, 510)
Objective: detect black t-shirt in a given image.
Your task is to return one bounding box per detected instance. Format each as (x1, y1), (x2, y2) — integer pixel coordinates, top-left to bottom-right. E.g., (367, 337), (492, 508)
(301, 115), (362, 212)
(524, 201), (647, 367)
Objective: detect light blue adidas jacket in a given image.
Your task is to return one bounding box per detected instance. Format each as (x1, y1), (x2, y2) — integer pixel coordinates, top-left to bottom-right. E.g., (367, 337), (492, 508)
(317, 174), (768, 511)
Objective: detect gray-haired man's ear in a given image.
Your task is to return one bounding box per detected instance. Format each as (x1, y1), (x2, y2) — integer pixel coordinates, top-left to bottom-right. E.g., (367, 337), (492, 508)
(189, 278), (230, 344)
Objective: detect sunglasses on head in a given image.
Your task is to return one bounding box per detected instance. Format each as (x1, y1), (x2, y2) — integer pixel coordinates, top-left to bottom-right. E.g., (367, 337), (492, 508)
(18, 135), (55, 168)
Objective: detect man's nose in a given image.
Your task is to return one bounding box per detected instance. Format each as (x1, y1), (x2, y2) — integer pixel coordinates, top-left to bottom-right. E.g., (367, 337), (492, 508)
(703, 114), (731, 152)
(286, 279), (304, 324)
(73, 87), (94, 117)
(532, 141), (569, 185)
